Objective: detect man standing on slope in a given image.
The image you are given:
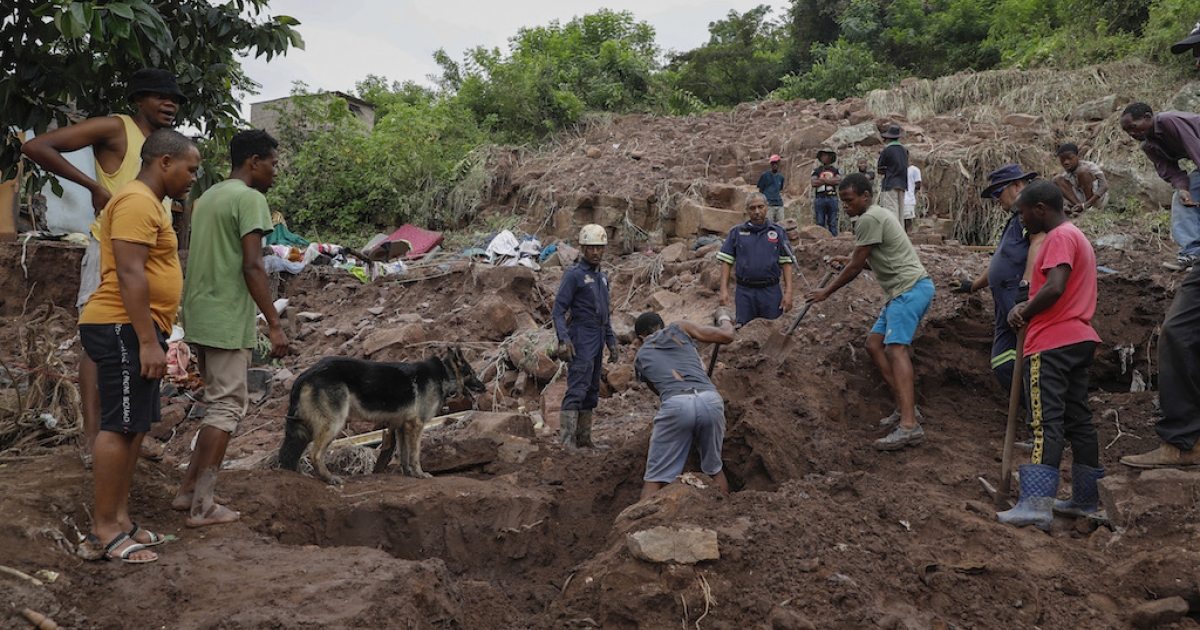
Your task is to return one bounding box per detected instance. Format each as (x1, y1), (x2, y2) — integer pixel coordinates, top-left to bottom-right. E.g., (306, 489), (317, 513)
(553, 224), (618, 449)
(172, 130), (288, 527)
(758, 154), (786, 223)
(876, 126), (909, 233)
(21, 69), (186, 467)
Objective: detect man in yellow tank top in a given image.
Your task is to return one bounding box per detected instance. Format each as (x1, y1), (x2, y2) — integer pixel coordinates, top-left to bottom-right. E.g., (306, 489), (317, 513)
(21, 69), (186, 469)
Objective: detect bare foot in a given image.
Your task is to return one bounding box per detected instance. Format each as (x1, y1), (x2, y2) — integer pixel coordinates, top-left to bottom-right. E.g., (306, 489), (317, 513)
(171, 492), (230, 511)
(186, 503), (240, 528)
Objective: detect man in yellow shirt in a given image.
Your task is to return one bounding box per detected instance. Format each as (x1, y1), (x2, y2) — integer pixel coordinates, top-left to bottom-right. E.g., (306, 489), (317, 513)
(21, 69), (186, 465)
(77, 129), (199, 564)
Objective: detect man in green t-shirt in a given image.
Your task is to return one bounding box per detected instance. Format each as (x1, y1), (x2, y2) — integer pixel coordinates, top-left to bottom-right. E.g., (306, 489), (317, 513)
(172, 130), (288, 527)
(808, 173), (934, 451)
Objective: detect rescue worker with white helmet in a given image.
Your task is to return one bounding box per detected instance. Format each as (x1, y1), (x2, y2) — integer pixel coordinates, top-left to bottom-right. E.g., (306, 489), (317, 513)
(552, 224), (619, 448)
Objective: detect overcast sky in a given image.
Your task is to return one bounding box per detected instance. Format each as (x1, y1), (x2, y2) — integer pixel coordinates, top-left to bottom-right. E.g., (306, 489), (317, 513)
(238, 0), (791, 108)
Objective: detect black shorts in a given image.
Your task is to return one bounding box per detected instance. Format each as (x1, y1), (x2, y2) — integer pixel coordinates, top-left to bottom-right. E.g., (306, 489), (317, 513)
(79, 324), (166, 434)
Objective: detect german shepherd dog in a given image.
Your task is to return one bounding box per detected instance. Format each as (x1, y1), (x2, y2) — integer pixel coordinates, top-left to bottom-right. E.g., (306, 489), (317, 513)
(279, 348), (485, 485)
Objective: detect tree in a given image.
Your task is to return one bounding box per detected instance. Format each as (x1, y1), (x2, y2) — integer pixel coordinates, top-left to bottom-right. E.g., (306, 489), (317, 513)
(1, 0), (304, 182)
(668, 5), (788, 107)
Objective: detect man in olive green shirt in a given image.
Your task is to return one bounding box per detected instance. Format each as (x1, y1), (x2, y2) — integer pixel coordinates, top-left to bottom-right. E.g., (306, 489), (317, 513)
(172, 130), (288, 527)
(809, 173), (934, 451)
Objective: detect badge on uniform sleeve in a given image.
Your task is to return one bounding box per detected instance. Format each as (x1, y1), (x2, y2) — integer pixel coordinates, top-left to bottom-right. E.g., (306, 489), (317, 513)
(767, 230), (778, 243)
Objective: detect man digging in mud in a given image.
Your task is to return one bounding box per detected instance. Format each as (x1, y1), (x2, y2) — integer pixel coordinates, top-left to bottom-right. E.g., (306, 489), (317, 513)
(717, 192), (795, 326)
(21, 68), (186, 467)
(171, 130), (289, 526)
(634, 308), (735, 500)
(552, 224), (618, 449)
(808, 173), (934, 451)
(77, 129), (200, 563)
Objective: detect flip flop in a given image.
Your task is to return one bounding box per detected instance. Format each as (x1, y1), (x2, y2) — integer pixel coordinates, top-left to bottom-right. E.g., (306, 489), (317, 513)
(128, 523), (166, 548)
(100, 532), (157, 564)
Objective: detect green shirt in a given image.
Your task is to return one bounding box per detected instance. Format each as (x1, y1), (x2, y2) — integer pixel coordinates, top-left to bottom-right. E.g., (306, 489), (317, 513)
(854, 204), (928, 302)
(182, 179), (273, 349)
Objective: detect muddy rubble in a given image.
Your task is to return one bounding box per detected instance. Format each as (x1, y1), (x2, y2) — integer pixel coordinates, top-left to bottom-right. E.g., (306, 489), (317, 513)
(2, 218), (1199, 630)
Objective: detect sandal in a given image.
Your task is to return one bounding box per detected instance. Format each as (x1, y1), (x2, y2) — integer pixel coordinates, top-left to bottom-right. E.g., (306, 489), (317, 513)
(98, 532), (157, 564)
(128, 523), (166, 548)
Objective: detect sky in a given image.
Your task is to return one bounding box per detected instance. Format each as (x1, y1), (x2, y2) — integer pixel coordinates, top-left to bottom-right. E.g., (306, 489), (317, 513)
(238, 0), (792, 109)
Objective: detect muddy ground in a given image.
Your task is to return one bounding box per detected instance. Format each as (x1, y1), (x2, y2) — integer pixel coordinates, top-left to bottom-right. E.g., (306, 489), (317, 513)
(2, 212), (1199, 630)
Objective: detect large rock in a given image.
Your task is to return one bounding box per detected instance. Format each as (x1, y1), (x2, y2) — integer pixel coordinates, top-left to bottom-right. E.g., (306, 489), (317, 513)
(507, 329), (560, 381)
(1099, 469), (1200, 532)
(649, 290), (681, 311)
(1070, 95), (1132, 121)
(463, 411), (536, 440)
(362, 324), (425, 357)
(659, 242), (687, 264)
(478, 295), (517, 340)
(675, 198), (745, 237)
(1168, 81), (1200, 114)
(798, 225), (832, 240)
(825, 122), (880, 149)
(1000, 113), (1043, 127)
(1129, 597), (1190, 629)
(626, 526), (719, 564)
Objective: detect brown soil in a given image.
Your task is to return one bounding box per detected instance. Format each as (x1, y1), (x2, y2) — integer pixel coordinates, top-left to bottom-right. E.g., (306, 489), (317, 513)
(2, 224), (1195, 630)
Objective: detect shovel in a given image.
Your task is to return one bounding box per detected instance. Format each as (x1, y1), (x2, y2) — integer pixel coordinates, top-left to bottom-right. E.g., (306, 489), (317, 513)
(767, 270), (836, 360)
(995, 328), (1027, 507)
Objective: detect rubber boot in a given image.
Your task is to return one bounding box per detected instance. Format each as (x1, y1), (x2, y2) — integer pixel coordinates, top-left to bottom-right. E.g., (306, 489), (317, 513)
(559, 410), (579, 448)
(576, 410), (594, 448)
(997, 463), (1059, 531)
(1053, 463), (1104, 518)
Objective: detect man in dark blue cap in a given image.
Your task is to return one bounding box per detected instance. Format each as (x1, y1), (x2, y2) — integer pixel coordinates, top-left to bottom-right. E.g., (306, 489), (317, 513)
(949, 164), (1044, 393)
(21, 68), (186, 471)
(1172, 20), (1200, 71)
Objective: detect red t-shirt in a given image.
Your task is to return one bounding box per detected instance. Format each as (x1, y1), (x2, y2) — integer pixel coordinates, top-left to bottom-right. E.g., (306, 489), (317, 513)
(1024, 222), (1101, 356)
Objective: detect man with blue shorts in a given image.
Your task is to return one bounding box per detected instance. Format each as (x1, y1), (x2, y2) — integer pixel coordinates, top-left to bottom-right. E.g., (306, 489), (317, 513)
(634, 308), (736, 500)
(717, 192), (795, 326)
(809, 173), (934, 451)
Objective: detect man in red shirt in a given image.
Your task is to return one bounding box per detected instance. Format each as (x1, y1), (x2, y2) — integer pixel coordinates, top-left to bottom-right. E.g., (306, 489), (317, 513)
(997, 181), (1103, 531)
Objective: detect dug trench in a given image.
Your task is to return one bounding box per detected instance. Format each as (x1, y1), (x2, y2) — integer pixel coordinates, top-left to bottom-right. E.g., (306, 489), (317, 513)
(3, 237), (1200, 629)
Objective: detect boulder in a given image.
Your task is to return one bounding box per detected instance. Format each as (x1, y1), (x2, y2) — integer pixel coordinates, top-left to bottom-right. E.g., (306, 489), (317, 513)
(1099, 469), (1200, 533)
(626, 526), (719, 564)
(650, 290), (681, 312)
(606, 364), (634, 392)
(1070, 95), (1132, 121)
(700, 265), (724, 292)
(675, 198), (745, 237)
(296, 311), (323, 322)
(1169, 81), (1200, 114)
(788, 120), (838, 151)
(660, 242), (688, 264)
(799, 225), (832, 240)
(539, 379), (569, 428)
(363, 324), (425, 357)
(553, 244), (580, 267)
(478, 295), (518, 340)
(507, 329), (560, 381)
(463, 411), (536, 440)
(826, 122), (880, 149)
(1129, 597), (1189, 629)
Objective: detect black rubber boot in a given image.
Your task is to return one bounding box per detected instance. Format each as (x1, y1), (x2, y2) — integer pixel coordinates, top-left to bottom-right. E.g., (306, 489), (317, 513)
(577, 410), (593, 447)
(1053, 463), (1104, 518)
(559, 410), (578, 448)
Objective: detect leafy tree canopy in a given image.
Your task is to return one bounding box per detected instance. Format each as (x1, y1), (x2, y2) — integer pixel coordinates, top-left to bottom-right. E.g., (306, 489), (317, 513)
(2, 0), (304, 181)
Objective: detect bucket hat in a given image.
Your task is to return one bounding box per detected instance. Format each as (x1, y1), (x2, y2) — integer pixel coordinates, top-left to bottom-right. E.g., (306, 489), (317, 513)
(126, 68), (188, 104)
(880, 125), (904, 140)
(981, 164), (1039, 200)
(815, 148), (837, 163)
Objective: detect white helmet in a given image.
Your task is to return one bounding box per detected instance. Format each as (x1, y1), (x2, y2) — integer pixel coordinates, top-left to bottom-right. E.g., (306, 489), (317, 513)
(579, 224), (608, 246)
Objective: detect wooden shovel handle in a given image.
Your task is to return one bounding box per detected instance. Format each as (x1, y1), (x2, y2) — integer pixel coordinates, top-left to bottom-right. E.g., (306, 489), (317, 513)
(996, 328), (1027, 506)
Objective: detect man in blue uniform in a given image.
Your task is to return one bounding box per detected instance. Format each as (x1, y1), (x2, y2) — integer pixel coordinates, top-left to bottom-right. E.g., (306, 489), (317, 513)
(553, 224), (618, 449)
(950, 164), (1044, 391)
(757, 154), (786, 223)
(717, 193), (795, 326)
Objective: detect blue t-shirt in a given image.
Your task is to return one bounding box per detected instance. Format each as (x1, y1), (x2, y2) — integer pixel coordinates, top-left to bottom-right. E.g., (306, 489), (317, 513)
(635, 323), (717, 401)
(757, 170), (785, 205)
(551, 260), (617, 346)
(716, 221), (795, 283)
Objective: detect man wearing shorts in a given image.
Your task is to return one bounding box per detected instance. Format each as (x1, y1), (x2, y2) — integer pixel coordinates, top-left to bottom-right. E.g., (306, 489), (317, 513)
(634, 308), (735, 500)
(21, 68), (186, 462)
(77, 129), (199, 564)
(808, 173), (934, 451)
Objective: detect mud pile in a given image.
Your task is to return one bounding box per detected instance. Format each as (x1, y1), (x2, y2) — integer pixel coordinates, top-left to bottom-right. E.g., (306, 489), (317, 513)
(2, 214), (1197, 629)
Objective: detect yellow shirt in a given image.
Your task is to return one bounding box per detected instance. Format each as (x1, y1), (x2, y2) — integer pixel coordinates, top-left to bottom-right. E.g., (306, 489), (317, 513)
(89, 115), (145, 239)
(79, 180), (182, 333)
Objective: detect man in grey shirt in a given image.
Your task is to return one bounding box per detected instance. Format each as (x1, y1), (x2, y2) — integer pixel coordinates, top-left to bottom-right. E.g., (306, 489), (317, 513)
(633, 308), (735, 500)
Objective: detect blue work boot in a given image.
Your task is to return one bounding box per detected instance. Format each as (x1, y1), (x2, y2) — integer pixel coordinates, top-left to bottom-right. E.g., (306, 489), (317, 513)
(997, 464), (1059, 531)
(1053, 463), (1104, 518)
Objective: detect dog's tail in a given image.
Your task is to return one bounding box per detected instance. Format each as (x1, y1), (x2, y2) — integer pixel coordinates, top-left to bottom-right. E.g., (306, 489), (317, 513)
(279, 416), (309, 471)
